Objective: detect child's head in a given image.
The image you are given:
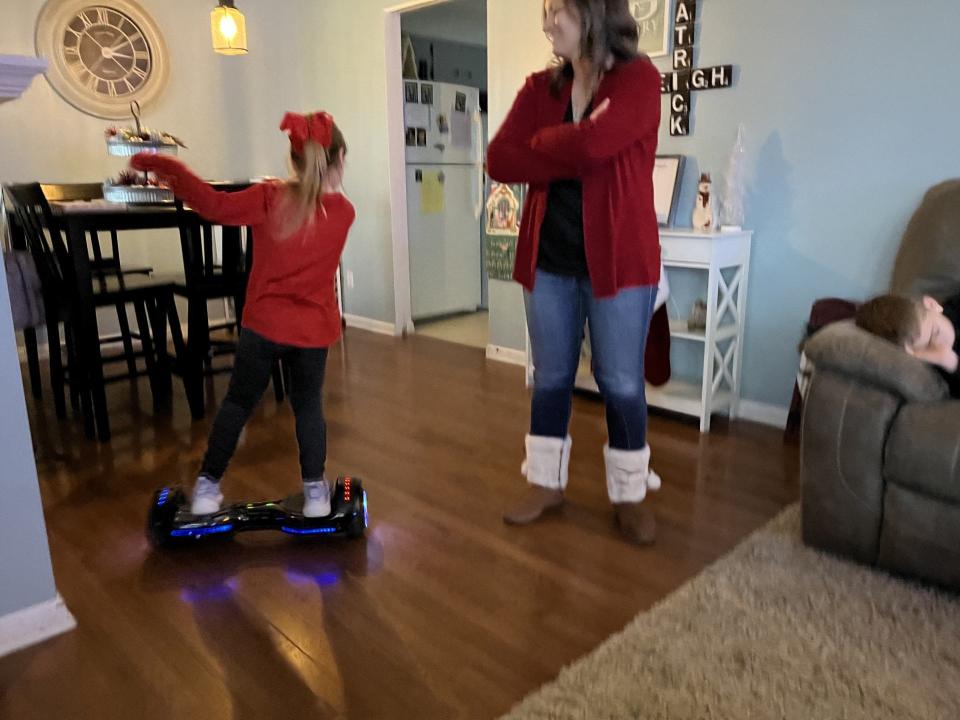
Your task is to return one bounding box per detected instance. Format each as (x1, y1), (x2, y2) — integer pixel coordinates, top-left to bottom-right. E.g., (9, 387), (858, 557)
(278, 111), (347, 235)
(855, 294), (955, 357)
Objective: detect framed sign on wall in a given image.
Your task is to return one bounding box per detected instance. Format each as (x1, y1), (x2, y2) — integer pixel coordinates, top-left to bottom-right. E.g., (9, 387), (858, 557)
(633, 0), (673, 58)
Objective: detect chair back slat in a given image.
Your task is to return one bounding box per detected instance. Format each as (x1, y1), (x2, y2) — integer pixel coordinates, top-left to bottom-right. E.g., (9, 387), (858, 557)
(4, 183), (73, 301)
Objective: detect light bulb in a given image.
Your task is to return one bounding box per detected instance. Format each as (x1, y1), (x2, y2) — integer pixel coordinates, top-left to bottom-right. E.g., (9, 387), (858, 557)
(219, 14), (238, 40)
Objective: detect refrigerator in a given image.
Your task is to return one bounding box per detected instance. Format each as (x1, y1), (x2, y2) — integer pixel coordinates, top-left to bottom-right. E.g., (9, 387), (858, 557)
(404, 80), (484, 321)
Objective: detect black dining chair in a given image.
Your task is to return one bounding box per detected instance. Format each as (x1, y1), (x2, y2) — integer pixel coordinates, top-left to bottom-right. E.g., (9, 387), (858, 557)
(40, 183), (155, 278)
(5, 183), (176, 429)
(39, 182), (157, 385)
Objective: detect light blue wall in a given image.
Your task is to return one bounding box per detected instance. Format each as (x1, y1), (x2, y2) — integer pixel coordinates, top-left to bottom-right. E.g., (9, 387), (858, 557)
(488, 279), (526, 348)
(0, 242), (58, 618)
(490, 0), (960, 407)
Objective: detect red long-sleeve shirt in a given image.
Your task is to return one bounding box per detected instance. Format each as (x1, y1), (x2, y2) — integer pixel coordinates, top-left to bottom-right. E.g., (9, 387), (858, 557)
(487, 56), (662, 298)
(132, 153), (354, 348)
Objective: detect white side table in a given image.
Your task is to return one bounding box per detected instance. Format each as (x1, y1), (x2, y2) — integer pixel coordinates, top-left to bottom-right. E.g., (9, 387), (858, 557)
(651, 229), (753, 432)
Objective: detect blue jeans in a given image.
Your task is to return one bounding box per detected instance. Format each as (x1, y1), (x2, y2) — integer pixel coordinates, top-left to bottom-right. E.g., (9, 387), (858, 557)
(525, 270), (657, 450)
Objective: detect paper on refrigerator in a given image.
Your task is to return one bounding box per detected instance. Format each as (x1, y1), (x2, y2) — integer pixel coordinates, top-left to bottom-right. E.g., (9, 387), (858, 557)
(420, 172), (445, 215)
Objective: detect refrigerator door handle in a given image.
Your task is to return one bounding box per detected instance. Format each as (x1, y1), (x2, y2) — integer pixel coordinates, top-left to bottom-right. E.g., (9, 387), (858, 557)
(472, 165), (484, 220)
(471, 109), (482, 164)
(472, 109), (484, 220)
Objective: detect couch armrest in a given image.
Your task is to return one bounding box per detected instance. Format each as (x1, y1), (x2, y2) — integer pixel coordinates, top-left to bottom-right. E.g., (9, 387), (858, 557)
(804, 322), (948, 403)
(801, 370), (897, 564)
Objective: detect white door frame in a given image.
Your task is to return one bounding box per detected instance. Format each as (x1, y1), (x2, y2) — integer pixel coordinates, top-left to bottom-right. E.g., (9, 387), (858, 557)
(384, 0), (532, 370)
(385, 0), (453, 336)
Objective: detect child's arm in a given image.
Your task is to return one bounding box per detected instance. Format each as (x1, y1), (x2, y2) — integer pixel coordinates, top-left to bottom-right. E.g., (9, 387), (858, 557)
(131, 153), (270, 226)
(913, 345), (960, 397)
(908, 344), (960, 373)
(487, 75), (578, 184)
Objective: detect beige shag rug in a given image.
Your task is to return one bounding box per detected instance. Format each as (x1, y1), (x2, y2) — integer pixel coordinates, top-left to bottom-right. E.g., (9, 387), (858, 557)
(500, 505), (960, 720)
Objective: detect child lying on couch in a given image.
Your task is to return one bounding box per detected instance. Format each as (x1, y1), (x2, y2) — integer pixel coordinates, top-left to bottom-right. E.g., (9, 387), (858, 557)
(855, 293), (960, 396)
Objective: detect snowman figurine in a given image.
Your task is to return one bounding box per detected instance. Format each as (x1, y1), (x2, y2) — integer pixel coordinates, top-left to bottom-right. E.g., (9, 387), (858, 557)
(692, 172), (714, 231)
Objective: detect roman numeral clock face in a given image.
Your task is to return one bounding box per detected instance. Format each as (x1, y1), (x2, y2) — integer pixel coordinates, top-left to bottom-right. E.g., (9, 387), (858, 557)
(36, 0), (169, 119)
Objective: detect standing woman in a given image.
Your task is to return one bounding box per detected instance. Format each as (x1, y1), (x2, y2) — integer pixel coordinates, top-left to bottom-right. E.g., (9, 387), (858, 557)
(487, 0), (664, 544)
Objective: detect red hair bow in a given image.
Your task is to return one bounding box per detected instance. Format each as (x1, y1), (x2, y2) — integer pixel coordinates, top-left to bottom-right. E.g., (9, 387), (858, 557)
(280, 111), (334, 154)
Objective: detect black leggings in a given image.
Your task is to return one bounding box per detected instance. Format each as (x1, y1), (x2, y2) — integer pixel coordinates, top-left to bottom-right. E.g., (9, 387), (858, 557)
(200, 329), (329, 482)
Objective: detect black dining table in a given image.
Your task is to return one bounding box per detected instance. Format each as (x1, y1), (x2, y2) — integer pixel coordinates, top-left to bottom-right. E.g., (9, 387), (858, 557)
(50, 184), (251, 441)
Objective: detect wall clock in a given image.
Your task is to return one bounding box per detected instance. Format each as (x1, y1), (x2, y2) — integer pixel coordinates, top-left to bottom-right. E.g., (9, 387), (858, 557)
(35, 0), (169, 120)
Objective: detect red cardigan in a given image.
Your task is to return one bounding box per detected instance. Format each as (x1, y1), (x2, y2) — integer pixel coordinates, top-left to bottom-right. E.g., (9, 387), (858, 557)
(487, 56), (662, 298)
(131, 153), (355, 348)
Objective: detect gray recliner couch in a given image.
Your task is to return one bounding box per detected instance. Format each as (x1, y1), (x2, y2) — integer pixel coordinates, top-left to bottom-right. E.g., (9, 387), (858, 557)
(801, 321), (960, 590)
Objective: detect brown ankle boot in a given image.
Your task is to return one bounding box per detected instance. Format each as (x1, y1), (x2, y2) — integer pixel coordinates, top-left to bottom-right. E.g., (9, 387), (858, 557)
(503, 486), (564, 525)
(614, 502), (656, 545)
(503, 435), (571, 526)
(605, 444), (661, 545)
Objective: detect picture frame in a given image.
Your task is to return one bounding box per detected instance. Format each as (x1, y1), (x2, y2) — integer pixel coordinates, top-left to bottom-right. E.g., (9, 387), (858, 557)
(455, 91), (467, 113)
(653, 154), (684, 226)
(405, 81), (419, 104)
(420, 83), (434, 105)
(416, 128), (427, 146)
(484, 182), (524, 281)
(633, 0), (673, 58)
(405, 127), (416, 146)
(485, 183), (522, 237)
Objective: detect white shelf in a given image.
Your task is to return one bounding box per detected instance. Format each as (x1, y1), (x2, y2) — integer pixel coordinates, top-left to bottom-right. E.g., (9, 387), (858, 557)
(647, 379), (732, 417)
(575, 369), (598, 393)
(668, 320), (737, 342)
(576, 371), (732, 419)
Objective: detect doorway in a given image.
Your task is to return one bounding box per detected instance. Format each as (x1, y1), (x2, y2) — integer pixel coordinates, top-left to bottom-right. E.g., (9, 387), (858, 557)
(384, 0), (490, 351)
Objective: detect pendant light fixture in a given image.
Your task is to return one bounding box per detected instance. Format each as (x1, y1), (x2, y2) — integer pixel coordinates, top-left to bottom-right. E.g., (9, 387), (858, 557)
(211, 0), (247, 56)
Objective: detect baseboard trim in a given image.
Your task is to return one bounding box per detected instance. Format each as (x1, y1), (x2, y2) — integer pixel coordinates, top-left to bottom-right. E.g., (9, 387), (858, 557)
(343, 314), (398, 336)
(485, 344), (526, 367)
(737, 400), (789, 429)
(0, 595), (76, 658)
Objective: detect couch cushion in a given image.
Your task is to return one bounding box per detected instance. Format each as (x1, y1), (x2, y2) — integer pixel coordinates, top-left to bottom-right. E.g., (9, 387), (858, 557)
(891, 178), (960, 301)
(887, 402), (960, 504)
(878, 482), (960, 590)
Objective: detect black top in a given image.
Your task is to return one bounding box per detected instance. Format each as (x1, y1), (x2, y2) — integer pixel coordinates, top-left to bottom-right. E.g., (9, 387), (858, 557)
(537, 100), (591, 278)
(939, 293), (960, 397)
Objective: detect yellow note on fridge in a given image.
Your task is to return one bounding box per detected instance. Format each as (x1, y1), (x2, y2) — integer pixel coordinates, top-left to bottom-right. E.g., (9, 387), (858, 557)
(420, 172), (445, 215)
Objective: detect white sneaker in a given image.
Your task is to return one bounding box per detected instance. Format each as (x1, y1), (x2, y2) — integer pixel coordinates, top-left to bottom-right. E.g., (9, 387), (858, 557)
(302, 479), (331, 518)
(191, 476), (223, 515)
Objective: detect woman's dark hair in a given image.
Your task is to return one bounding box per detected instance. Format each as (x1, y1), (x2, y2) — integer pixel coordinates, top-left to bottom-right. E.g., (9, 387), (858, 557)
(547, 0), (642, 94)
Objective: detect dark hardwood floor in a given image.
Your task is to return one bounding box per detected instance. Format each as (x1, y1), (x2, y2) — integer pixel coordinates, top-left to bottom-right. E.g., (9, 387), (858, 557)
(0, 328), (799, 719)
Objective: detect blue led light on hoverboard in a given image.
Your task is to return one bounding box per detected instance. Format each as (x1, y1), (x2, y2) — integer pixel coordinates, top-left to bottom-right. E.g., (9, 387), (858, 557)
(170, 523), (234, 538)
(157, 488), (171, 506)
(281, 525), (338, 535)
(363, 493), (369, 528)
